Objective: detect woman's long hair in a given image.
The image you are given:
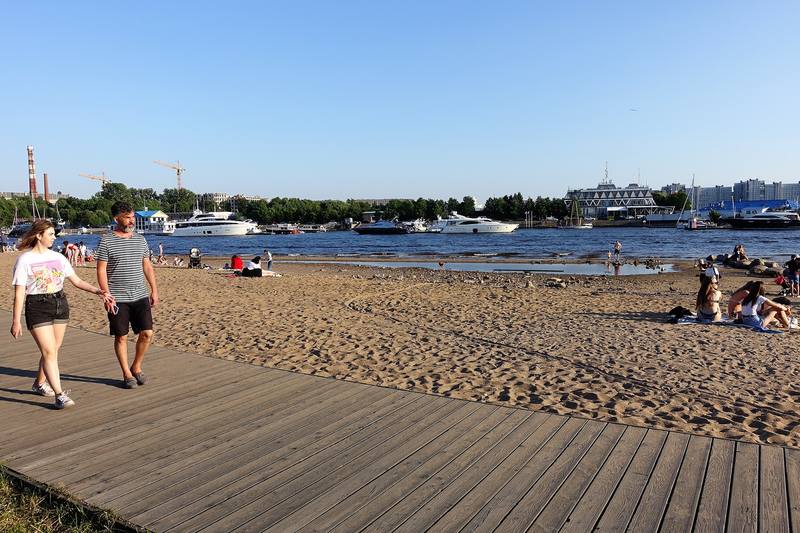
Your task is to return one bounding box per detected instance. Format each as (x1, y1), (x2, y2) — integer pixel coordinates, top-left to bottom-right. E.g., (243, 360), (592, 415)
(696, 277), (715, 309)
(742, 281), (765, 307)
(733, 280), (758, 295)
(17, 220), (54, 250)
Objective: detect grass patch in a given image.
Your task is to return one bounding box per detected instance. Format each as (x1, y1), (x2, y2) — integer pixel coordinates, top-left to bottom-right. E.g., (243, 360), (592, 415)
(0, 466), (136, 532)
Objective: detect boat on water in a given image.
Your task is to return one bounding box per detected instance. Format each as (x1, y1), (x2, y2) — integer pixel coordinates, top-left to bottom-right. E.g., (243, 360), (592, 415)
(353, 220), (410, 235)
(724, 209), (800, 229)
(173, 210), (260, 236)
(427, 213), (518, 234)
(264, 223), (304, 234)
(297, 224), (327, 233)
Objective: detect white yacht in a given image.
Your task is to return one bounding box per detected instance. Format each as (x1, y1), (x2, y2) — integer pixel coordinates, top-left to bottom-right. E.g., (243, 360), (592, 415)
(428, 212), (518, 234)
(173, 210), (260, 236)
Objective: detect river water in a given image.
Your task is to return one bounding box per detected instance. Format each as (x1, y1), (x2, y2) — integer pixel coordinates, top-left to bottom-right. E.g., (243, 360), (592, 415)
(54, 227), (800, 262)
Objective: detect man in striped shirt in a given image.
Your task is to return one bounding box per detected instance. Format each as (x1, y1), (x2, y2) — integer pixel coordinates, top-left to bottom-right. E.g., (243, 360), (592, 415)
(96, 202), (159, 389)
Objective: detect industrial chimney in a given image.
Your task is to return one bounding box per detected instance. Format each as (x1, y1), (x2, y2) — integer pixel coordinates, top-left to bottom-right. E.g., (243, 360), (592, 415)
(43, 172), (50, 204)
(27, 145), (38, 199)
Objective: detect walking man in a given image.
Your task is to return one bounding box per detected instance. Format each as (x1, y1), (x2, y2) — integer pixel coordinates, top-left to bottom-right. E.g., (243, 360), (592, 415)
(613, 240), (622, 262)
(96, 202), (159, 389)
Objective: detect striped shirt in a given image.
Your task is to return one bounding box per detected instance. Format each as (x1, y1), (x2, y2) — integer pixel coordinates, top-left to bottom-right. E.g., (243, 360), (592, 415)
(96, 232), (150, 303)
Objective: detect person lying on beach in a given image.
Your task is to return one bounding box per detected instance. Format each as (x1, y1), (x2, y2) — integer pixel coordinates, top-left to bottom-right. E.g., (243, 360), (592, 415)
(727, 280), (758, 321)
(696, 276), (722, 322)
(740, 281), (793, 329)
(241, 256), (263, 277)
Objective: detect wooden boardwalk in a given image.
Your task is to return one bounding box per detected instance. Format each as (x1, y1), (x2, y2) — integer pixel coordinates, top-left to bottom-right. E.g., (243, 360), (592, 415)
(0, 312), (798, 532)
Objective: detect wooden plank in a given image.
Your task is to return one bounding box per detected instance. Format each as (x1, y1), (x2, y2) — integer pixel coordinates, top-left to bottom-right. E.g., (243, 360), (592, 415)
(626, 431), (690, 532)
(7, 361), (276, 466)
(327, 409), (539, 532)
(787, 448), (800, 533)
(134, 395), (444, 530)
(592, 429), (668, 532)
(255, 402), (491, 532)
(47, 373), (337, 487)
(727, 442), (759, 532)
(74, 382), (385, 499)
(659, 434), (712, 532)
(453, 417), (588, 533)
(0, 352), (243, 450)
(759, 446), (789, 533)
(406, 412), (562, 533)
(693, 438), (735, 533)
(98, 388), (417, 512)
(296, 407), (516, 532)
(487, 421), (608, 532)
(304, 408), (545, 527)
(166, 397), (461, 532)
(559, 425), (647, 533)
(527, 423), (626, 532)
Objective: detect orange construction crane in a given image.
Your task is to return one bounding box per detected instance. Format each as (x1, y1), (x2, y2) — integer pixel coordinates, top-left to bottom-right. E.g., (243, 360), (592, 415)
(80, 172), (111, 188)
(153, 160), (186, 190)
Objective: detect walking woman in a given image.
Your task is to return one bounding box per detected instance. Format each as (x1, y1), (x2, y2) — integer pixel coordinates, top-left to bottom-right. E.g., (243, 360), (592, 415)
(10, 220), (114, 409)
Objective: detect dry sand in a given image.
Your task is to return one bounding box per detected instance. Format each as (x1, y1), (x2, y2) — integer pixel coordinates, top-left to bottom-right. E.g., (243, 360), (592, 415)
(2, 254), (799, 447)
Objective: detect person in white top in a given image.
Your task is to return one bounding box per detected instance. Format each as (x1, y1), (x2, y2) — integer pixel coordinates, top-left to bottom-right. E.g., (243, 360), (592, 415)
(739, 281), (792, 330)
(10, 220), (115, 409)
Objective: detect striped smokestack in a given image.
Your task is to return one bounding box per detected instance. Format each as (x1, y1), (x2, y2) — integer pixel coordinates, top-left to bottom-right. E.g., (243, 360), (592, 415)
(43, 172), (50, 204)
(27, 145), (38, 199)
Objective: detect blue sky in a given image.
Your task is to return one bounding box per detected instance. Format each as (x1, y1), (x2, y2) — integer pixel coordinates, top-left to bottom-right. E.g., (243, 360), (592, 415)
(1, 1), (798, 200)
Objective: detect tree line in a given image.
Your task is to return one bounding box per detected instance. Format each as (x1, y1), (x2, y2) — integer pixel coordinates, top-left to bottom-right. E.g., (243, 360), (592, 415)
(5, 181), (670, 228)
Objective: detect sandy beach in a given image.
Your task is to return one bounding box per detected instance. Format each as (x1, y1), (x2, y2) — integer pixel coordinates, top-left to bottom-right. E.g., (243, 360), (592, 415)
(2, 254), (799, 447)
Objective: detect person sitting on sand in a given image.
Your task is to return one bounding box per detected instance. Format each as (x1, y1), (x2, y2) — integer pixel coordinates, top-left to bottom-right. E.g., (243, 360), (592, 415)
(230, 254), (243, 271)
(784, 254), (800, 297)
(732, 244), (748, 262)
(727, 280), (758, 321)
(241, 256), (262, 277)
(696, 276), (722, 322)
(740, 281), (793, 329)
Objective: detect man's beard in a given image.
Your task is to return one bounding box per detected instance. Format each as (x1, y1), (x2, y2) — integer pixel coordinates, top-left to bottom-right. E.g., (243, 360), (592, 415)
(119, 224), (134, 233)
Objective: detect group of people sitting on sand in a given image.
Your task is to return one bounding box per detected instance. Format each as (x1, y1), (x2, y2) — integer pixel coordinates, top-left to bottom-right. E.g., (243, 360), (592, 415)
(226, 249), (277, 278)
(695, 264), (797, 330)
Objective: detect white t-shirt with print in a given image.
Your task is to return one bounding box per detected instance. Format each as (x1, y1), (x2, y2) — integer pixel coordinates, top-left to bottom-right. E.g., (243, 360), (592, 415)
(12, 249), (75, 295)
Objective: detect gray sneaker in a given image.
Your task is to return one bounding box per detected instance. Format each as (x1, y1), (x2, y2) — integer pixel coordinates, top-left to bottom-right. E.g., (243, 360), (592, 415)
(55, 392), (75, 409)
(123, 377), (138, 389)
(32, 381), (55, 397)
(131, 370), (147, 386)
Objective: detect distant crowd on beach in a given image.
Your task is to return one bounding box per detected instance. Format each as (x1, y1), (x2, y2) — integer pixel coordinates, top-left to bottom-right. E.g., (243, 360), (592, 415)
(694, 243), (799, 331)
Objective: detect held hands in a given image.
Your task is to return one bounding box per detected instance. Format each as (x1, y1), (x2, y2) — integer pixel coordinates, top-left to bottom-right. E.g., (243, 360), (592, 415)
(10, 320), (21, 339)
(98, 290), (115, 309)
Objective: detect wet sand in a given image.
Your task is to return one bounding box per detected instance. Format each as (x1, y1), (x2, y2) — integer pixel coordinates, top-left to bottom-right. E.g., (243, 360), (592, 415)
(2, 254), (799, 447)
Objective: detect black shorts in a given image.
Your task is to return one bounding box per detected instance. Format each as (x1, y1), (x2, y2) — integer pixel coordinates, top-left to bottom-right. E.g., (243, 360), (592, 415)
(25, 291), (70, 330)
(108, 297), (153, 336)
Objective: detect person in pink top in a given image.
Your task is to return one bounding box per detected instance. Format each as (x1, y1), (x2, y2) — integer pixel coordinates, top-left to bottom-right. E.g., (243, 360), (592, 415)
(10, 220), (114, 409)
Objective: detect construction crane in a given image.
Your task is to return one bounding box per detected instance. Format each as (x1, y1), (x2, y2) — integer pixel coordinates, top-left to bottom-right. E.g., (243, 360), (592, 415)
(153, 160), (186, 190)
(80, 172), (111, 188)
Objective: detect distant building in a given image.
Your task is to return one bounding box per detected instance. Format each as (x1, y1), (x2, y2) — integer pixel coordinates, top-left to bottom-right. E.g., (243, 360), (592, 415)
(732, 179), (800, 203)
(1, 191), (70, 201)
(134, 210), (175, 236)
(660, 183), (686, 194)
(354, 198), (414, 207)
(691, 185), (734, 209)
(201, 192), (230, 207)
(564, 181), (673, 218)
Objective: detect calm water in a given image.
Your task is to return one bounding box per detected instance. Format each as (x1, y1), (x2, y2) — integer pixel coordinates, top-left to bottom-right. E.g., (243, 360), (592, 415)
(52, 227), (800, 262)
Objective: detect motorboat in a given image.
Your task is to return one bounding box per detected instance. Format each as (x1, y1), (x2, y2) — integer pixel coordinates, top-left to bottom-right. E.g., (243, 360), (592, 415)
(353, 220), (410, 235)
(428, 213), (518, 234)
(173, 210), (259, 236)
(264, 223), (304, 234)
(725, 210), (800, 229)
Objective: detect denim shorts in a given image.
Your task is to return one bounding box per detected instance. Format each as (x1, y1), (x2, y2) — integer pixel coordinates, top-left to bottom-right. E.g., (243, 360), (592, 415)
(742, 315), (763, 329)
(25, 291), (70, 330)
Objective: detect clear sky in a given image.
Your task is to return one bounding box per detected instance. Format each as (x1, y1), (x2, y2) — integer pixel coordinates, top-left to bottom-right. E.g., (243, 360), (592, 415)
(1, 1), (798, 200)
